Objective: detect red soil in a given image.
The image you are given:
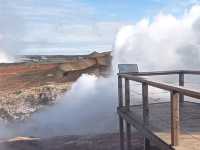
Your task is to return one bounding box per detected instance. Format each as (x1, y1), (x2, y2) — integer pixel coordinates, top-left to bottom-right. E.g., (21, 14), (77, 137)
(0, 63), (58, 77)
(0, 63), (63, 92)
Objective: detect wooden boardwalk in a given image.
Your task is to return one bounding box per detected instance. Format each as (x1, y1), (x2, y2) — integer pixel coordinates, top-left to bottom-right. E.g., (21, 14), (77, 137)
(117, 69), (200, 150)
(119, 102), (200, 150)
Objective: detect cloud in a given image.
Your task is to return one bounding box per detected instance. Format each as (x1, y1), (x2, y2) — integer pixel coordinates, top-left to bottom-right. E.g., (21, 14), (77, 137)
(21, 21), (129, 54)
(150, 0), (200, 15)
(1, 0), (200, 58)
(9, 0), (94, 24)
(0, 0), (25, 62)
(113, 5), (200, 71)
(0, 0), (131, 56)
(24, 22), (125, 43)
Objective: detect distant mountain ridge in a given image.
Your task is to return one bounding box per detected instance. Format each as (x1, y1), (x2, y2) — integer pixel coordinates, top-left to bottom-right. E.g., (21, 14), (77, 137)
(17, 51), (112, 63)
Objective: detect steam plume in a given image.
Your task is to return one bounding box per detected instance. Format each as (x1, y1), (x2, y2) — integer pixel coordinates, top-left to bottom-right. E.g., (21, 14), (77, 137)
(0, 75), (117, 138)
(113, 5), (200, 71)
(1, 5), (200, 138)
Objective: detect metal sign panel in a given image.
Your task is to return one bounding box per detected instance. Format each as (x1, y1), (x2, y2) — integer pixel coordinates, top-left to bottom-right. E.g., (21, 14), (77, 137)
(118, 64), (139, 73)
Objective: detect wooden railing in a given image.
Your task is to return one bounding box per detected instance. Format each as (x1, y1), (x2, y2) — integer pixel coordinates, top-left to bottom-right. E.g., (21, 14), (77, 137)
(118, 70), (200, 149)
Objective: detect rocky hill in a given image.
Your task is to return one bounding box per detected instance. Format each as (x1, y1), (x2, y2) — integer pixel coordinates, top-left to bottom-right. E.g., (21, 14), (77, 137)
(0, 51), (112, 122)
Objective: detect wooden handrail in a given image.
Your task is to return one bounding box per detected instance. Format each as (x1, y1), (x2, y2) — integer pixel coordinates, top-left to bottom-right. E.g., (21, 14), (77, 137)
(119, 73), (200, 99)
(118, 70), (200, 76)
(122, 70), (182, 76)
(182, 70), (200, 75)
(118, 70), (200, 148)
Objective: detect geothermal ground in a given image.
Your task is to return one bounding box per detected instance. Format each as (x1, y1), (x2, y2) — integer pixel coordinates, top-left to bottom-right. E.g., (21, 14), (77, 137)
(0, 51), (158, 150)
(0, 51), (111, 122)
(0, 132), (160, 150)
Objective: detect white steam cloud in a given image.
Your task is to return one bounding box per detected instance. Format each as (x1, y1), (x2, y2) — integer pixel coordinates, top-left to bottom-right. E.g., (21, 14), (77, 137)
(1, 75), (117, 138)
(1, 5), (200, 139)
(113, 5), (200, 71)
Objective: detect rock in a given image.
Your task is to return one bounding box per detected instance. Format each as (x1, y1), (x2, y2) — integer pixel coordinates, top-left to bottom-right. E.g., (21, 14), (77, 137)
(0, 51), (112, 122)
(0, 108), (13, 121)
(0, 83), (71, 122)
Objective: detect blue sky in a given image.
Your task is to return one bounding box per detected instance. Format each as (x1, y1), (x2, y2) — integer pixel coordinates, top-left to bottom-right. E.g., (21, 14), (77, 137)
(0, 0), (199, 55)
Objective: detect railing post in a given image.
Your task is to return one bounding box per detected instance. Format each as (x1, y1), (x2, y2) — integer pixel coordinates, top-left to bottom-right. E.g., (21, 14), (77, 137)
(118, 76), (125, 150)
(125, 79), (131, 150)
(142, 83), (150, 150)
(170, 91), (180, 146)
(179, 72), (184, 103)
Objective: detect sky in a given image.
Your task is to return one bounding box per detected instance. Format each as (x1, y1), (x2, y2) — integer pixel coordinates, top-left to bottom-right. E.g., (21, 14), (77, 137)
(0, 0), (200, 55)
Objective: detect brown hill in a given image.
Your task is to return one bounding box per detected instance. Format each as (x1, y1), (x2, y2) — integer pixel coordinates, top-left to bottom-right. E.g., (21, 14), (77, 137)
(0, 51), (112, 121)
